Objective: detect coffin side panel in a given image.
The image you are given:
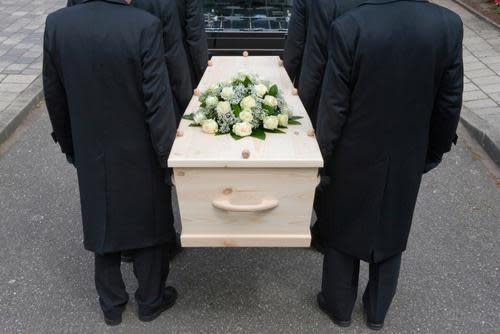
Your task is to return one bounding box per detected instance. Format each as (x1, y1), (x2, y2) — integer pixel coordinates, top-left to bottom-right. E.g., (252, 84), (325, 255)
(174, 168), (318, 247)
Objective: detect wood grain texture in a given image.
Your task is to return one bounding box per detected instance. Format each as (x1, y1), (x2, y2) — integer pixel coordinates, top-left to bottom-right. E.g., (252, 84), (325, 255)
(168, 56), (324, 168)
(174, 168), (318, 247)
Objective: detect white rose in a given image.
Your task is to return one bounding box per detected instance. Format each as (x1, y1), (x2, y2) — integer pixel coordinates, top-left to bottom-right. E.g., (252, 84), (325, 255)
(193, 112), (206, 125)
(278, 114), (288, 127)
(209, 84), (220, 91)
(240, 96), (256, 110)
(263, 95), (278, 108)
(216, 101), (231, 115)
(254, 84), (268, 98)
(220, 86), (234, 100)
(239, 110), (253, 123)
(232, 122), (253, 137)
(263, 116), (279, 130)
(202, 119), (218, 134)
(237, 71), (248, 81)
(205, 96), (218, 107)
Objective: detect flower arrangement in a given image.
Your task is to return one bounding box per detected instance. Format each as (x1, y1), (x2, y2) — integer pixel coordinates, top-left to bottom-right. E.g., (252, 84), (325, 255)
(183, 72), (302, 140)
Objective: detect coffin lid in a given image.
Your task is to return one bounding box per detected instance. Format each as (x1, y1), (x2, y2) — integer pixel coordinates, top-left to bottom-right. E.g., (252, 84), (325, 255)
(168, 56), (324, 168)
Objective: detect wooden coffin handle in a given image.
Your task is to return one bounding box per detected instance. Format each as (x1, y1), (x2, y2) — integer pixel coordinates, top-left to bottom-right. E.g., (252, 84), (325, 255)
(212, 198), (279, 212)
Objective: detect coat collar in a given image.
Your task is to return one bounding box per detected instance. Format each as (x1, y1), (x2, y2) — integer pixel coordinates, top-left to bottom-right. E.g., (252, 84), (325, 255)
(357, 0), (428, 7)
(82, 0), (128, 5)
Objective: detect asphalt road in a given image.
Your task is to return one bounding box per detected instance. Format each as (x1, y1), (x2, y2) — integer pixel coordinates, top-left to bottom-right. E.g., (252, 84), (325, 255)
(0, 105), (499, 334)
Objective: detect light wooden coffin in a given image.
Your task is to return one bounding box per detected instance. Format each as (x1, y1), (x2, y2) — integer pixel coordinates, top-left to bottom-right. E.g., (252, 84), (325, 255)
(168, 56), (323, 247)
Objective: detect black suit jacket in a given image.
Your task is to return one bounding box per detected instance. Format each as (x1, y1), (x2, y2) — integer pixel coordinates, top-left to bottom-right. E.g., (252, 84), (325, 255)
(44, 0), (177, 253)
(176, 0), (208, 87)
(67, 0), (192, 122)
(283, 0), (309, 86)
(316, 0), (463, 262)
(298, 0), (365, 126)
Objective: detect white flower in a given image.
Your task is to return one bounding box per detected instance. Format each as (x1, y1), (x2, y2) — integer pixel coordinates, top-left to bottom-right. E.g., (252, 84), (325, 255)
(254, 84), (268, 98)
(240, 96), (256, 110)
(205, 96), (218, 107)
(278, 114), (288, 127)
(209, 84), (220, 91)
(216, 101), (231, 115)
(232, 122), (253, 137)
(237, 71), (248, 81)
(202, 119), (218, 134)
(193, 112), (206, 125)
(220, 86), (234, 100)
(263, 95), (278, 108)
(263, 116), (279, 130)
(239, 110), (253, 123)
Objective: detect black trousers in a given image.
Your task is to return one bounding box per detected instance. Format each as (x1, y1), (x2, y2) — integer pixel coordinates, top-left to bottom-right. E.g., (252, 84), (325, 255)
(322, 248), (402, 323)
(94, 244), (169, 319)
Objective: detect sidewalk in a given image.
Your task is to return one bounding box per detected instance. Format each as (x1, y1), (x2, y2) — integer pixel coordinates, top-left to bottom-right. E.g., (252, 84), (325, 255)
(0, 0), (65, 144)
(434, 0), (500, 165)
(0, 0), (500, 165)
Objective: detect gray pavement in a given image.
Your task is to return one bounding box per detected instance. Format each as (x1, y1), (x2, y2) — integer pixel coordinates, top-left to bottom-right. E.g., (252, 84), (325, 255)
(433, 0), (500, 166)
(1, 105), (499, 333)
(0, 0), (65, 144)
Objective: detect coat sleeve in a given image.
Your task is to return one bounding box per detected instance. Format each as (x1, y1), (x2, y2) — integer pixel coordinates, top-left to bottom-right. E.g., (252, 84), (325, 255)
(316, 20), (354, 165)
(140, 20), (178, 168)
(283, 0), (307, 85)
(185, 0), (208, 85)
(43, 21), (74, 157)
(162, 1), (193, 122)
(427, 18), (463, 165)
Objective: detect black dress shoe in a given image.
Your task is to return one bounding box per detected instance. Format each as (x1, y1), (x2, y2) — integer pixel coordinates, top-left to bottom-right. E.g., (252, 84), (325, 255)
(104, 315), (122, 326)
(138, 286), (178, 322)
(363, 301), (384, 330)
(317, 293), (352, 327)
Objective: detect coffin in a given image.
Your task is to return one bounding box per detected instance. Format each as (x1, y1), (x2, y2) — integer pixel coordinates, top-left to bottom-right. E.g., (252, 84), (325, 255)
(168, 56), (323, 247)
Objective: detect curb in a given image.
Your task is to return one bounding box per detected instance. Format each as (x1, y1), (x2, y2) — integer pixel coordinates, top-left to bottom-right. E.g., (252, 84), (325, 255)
(451, 0), (500, 30)
(0, 75), (44, 146)
(460, 106), (500, 167)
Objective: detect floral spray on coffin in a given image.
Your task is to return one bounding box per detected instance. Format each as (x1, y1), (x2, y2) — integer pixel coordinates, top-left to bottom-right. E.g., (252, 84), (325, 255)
(183, 72), (303, 140)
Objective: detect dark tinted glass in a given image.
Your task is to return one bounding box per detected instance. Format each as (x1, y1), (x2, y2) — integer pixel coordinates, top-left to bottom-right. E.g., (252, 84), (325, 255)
(204, 0), (293, 31)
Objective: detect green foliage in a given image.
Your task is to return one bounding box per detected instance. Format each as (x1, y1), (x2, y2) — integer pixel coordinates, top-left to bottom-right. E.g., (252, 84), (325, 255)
(268, 84), (278, 97)
(243, 76), (253, 87)
(232, 104), (242, 117)
(182, 114), (194, 120)
(264, 128), (286, 134)
(251, 128), (266, 140)
(263, 105), (277, 115)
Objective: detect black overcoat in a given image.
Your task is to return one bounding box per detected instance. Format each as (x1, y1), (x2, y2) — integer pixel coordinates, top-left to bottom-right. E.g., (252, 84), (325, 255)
(132, 0), (193, 122)
(316, 0), (463, 262)
(298, 0), (364, 126)
(283, 0), (309, 86)
(67, 0), (192, 123)
(43, 0), (177, 254)
(175, 0), (208, 87)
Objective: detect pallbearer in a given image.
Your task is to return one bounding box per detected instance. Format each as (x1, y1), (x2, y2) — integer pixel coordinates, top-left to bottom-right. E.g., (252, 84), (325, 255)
(316, 0), (463, 330)
(283, 0), (309, 86)
(175, 0), (208, 87)
(67, 0), (193, 123)
(43, 0), (178, 325)
(284, 0), (364, 254)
